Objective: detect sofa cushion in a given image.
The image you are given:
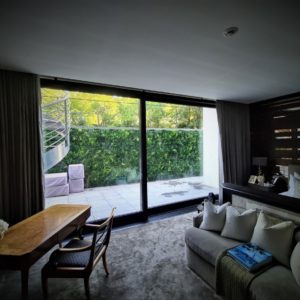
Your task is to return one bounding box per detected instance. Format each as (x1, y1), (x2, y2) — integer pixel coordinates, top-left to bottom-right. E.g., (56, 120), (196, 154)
(221, 207), (257, 242)
(68, 163), (85, 179)
(291, 242), (300, 287)
(251, 212), (295, 267)
(44, 172), (68, 187)
(249, 265), (300, 300)
(185, 227), (240, 266)
(295, 229), (300, 243)
(200, 202), (230, 232)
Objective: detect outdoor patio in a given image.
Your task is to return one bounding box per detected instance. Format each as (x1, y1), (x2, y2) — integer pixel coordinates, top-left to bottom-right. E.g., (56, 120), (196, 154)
(45, 176), (218, 221)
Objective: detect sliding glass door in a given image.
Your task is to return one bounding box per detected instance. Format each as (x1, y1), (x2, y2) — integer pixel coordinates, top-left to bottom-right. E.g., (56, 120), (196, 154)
(42, 89), (141, 221)
(146, 101), (219, 208)
(41, 85), (219, 222)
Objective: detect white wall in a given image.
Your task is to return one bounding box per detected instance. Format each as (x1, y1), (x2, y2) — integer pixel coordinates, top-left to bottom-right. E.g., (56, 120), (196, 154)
(202, 107), (219, 188)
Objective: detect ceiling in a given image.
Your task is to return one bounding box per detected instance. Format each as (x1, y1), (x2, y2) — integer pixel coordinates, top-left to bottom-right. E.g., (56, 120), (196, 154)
(1, 1), (300, 103)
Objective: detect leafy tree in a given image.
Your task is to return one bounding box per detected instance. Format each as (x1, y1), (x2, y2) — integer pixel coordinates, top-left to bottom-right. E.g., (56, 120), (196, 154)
(41, 88), (202, 129)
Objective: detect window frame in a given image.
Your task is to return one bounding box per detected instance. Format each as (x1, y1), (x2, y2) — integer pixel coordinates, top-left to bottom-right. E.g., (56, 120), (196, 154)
(41, 78), (217, 227)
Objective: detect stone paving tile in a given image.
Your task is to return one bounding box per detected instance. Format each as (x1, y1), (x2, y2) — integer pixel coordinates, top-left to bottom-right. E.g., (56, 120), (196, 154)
(46, 177), (218, 221)
(89, 200), (111, 209)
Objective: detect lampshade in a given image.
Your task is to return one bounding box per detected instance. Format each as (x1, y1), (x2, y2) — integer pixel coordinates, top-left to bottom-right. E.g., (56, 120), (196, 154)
(252, 157), (268, 167)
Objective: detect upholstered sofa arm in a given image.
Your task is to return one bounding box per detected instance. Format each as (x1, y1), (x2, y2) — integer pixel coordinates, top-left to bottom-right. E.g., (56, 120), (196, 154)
(193, 212), (203, 228)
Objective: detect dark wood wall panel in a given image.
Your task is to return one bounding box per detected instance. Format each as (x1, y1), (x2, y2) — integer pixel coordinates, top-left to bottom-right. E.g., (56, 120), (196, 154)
(250, 97), (300, 167)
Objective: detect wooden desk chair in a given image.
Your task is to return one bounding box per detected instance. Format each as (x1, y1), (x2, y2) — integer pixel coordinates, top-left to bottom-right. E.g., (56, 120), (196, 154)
(42, 208), (115, 298)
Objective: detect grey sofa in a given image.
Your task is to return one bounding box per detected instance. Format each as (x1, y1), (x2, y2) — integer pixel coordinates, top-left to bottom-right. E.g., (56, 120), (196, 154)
(185, 196), (300, 300)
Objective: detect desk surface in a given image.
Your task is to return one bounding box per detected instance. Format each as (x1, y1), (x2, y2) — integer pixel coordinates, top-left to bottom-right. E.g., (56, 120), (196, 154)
(0, 204), (90, 256)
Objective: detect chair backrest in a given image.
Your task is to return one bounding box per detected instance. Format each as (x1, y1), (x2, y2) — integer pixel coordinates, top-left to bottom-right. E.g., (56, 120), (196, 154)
(88, 208), (115, 268)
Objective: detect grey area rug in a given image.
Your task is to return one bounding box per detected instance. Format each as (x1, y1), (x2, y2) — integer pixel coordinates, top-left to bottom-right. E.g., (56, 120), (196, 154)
(0, 212), (221, 300)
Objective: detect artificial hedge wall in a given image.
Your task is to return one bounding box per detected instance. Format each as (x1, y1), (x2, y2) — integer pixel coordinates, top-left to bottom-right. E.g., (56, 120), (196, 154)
(48, 127), (203, 188)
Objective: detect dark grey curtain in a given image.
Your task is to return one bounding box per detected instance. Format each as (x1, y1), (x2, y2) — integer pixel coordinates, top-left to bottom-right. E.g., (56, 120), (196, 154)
(0, 70), (44, 225)
(216, 100), (251, 187)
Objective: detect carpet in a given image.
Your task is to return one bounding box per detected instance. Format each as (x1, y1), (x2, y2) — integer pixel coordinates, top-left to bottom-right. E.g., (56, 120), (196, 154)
(0, 212), (221, 300)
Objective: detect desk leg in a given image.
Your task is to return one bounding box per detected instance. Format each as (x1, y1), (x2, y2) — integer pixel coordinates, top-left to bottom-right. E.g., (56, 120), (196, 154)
(21, 269), (29, 299)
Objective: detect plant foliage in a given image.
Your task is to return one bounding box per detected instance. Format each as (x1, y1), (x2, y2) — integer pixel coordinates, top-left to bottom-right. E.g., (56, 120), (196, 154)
(48, 128), (203, 188)
(43, 88), (204, 188)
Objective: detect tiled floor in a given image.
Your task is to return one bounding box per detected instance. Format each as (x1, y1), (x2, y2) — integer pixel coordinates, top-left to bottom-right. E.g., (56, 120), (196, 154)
(45, 176), (218, 221)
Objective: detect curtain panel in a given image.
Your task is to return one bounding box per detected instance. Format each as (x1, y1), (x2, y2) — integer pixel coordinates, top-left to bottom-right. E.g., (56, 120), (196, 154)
(216, 100), (251, 188)
(0, 70), (44, 225)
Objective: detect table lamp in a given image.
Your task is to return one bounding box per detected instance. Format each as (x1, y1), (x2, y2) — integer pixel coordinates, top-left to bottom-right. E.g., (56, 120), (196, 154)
(252, 157), (268, 176)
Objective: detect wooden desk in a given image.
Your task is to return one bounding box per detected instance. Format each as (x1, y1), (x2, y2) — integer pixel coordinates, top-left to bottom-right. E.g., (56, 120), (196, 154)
(0, 204), (91, 298)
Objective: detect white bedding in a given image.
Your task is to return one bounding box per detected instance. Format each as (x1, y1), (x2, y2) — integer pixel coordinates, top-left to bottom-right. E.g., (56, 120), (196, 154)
(280, 190), (294, 197)
(280, 190), (300, 199)
(279, 165), (300, 199)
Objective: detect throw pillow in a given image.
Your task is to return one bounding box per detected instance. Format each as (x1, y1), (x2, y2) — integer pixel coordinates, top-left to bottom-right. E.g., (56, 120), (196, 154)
(200, 201), (230, 232)
(221, 207), (257, 242)
(291, 242), (300, 287)
(251, 212), (295, 267)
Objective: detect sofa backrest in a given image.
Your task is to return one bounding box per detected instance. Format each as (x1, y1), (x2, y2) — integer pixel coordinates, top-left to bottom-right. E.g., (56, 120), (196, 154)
(232, 195), (300, 224)
(232, 194), (300, 244)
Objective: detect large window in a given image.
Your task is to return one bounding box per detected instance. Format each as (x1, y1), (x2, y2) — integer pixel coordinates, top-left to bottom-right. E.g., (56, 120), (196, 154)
(41, 86), (219, 222)
(42, 89), (141, 221)
(146, 102), (218, 208)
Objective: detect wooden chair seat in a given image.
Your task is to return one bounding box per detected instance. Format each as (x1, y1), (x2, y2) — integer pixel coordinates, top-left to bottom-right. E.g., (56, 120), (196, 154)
(42, 208), (115, 298)
(47, 239), (93, 268)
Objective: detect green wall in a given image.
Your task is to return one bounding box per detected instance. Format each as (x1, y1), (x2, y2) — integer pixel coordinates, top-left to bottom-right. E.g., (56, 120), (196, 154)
(48, 127), (203, 188)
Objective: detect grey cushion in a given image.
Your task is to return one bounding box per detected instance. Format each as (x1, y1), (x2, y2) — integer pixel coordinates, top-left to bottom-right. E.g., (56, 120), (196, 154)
(200, 202), (230, 232)
(249, 265), (300, 300)
(291, 242), (300, 287)
(185, 227), (240, 266)
(185, 245), (216, 288)
(295, 229), (300, 243)
(221, 206), (257, 242)
(251, 212), (295, 267)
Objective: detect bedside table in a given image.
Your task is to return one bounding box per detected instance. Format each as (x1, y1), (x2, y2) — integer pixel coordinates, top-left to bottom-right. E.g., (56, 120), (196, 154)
(247, 183), (276, 193)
